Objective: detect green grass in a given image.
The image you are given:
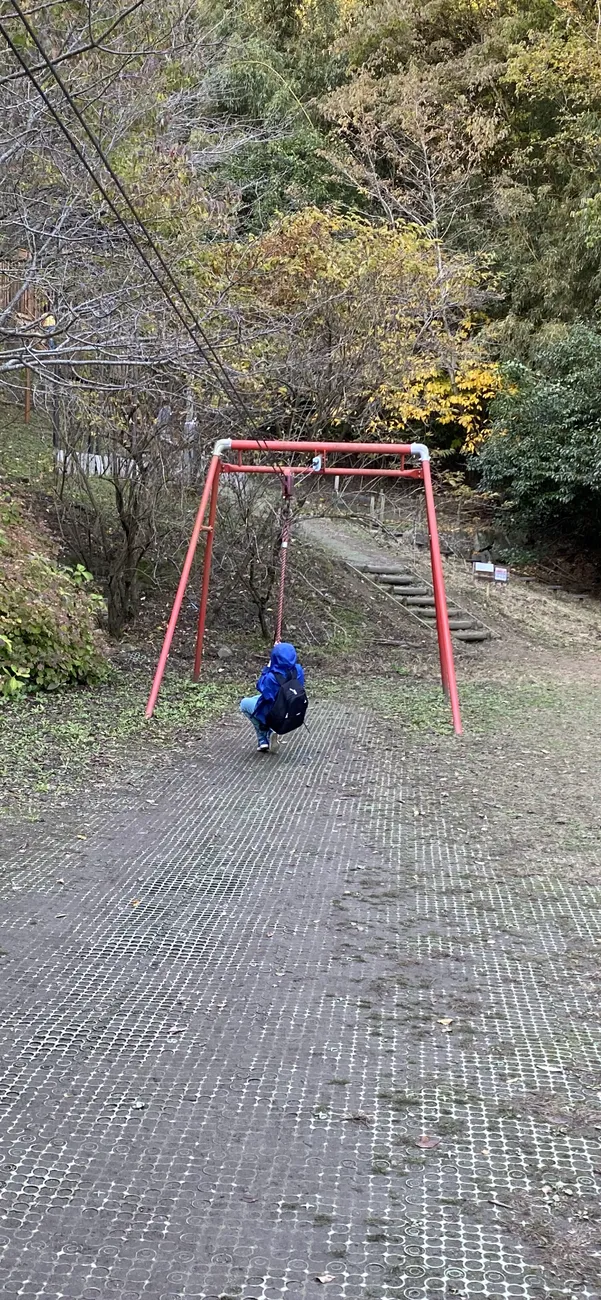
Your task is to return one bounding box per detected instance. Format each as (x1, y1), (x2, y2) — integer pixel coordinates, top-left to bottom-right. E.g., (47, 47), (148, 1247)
(0, 667), (242, 817)
(317, 675), (578, 735)
(0, 405), (120, 527)
(0, 406), (54, 487)
(322, 603), (366, 651)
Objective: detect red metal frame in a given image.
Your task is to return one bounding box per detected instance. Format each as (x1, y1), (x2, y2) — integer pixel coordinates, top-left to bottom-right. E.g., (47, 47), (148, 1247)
(145, 439), (463, 735)
(193, 462), (220, 680)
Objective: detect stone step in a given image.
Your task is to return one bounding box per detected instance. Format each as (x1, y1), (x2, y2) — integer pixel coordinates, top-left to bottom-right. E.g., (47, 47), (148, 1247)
(453, 629), (491, 642)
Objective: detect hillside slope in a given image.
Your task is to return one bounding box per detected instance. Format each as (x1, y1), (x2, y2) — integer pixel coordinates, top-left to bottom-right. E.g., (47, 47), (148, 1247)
(0, 486), (106, 698)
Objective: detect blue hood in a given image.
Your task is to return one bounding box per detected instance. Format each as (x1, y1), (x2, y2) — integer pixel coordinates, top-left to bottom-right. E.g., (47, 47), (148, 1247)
(269, 642), (298, 673)
(253, 641), (305, 727)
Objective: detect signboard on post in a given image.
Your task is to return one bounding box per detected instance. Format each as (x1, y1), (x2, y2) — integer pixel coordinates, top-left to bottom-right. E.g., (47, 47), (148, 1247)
(472, 561), (495, 580)
(494, 566), (509, 584)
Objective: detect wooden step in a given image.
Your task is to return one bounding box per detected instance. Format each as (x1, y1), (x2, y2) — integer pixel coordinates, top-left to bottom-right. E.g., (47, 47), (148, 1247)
(413, 606), (466, 618)
(356, 559), (490, 645)
(361, 564), (406, 575)
(448, 618), (476, 631)
(453, 629), (491, 642)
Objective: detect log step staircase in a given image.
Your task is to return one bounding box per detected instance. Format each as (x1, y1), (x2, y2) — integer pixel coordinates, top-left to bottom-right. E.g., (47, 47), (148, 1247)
(355, 564), (492, 643)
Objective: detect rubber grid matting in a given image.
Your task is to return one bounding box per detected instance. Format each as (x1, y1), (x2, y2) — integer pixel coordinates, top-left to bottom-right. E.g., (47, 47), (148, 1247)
(0, 704), (600, 1300)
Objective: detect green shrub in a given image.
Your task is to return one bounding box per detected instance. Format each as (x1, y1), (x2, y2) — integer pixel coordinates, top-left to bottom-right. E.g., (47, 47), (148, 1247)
(478, 326), (601, 548)
(0, 492), (107, 698)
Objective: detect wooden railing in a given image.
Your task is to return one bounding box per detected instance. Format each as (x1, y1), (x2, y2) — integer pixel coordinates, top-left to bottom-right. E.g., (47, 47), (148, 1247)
(0, 260), (46, 322)
(0, 260), (51, 422)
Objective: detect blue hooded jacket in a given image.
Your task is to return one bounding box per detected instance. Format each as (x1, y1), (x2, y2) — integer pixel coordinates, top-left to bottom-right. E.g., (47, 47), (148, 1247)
(254, 642), (305, 726)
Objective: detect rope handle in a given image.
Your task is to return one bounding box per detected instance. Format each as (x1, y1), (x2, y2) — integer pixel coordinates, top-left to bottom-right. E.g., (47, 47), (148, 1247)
(274, 498), (292, 643)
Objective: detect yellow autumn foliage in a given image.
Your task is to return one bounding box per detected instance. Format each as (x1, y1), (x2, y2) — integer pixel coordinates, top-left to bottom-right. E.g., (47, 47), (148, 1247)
(375, 363), (502, 452)
(197, 207), (500, 448)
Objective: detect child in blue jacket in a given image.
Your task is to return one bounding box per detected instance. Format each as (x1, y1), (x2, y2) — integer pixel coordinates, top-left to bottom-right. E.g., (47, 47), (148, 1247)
(240, 642), (305, 751)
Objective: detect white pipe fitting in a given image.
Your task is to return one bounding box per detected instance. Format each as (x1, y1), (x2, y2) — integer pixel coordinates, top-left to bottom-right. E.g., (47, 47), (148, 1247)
(213, 438), (233, 458)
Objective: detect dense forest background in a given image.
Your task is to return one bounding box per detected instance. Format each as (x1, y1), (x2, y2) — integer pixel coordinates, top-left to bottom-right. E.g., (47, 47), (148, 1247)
(2, 0), (601, 691)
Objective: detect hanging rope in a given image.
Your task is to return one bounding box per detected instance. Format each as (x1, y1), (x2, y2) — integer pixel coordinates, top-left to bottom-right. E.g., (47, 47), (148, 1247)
(274, 474), (293, 643)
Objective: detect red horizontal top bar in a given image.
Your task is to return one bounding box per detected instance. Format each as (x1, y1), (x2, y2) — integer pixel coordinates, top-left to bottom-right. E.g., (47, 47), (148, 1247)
(221, 462), (422, 478)
(228, 439), (414, 456)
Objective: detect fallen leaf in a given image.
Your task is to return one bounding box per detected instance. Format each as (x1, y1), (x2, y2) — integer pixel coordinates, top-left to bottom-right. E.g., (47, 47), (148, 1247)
(76, 835), (87, 840)
(416, 1135), (441, 1149)
(56, 878), (65, 884)
(438, 1018), (453, 1026)
(130, 899), (140, 907)
(316, 1275), (335, 1285)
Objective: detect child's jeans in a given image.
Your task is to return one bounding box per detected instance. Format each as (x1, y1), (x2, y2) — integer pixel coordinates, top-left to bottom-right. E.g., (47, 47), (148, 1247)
(240, 694), (270, 742)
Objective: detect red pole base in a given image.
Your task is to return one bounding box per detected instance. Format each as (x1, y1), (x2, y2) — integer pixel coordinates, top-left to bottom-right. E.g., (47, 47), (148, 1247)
(145, 454), (220, 718)
(193, 466), (220, 680)
(422, 459), (462, 736)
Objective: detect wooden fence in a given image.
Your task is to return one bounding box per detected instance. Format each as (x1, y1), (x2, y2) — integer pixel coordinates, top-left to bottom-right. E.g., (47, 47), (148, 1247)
(0, 260), (47, 322)
(0, 260), (51, 422)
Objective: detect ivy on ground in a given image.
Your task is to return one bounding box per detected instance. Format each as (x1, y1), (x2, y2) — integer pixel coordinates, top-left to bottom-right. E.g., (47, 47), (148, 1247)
(0, 490), (107, 698)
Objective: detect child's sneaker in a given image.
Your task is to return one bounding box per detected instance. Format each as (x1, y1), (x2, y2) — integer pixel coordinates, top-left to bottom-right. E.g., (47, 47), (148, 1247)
(257, 736), (270, 752)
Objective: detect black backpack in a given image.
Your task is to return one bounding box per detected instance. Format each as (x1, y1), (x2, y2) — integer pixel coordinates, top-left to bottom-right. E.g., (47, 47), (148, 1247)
(265, 668), (308, 735)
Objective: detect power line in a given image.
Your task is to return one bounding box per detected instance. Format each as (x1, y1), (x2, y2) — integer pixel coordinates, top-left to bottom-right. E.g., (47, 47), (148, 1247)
(0, 0), (147, 87)
(1, 0), (261, 434)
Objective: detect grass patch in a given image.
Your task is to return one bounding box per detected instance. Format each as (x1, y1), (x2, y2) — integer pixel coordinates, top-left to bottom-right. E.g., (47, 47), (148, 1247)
(0, 407), (54, 488)
(331, 676), (582, 735)
(316, 673), (599, 737)
(0, 667), (242, 817)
